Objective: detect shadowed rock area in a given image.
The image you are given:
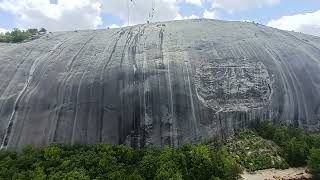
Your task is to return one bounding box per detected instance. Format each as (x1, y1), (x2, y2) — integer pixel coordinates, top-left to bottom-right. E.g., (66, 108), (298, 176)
(0, 19), (319, 149)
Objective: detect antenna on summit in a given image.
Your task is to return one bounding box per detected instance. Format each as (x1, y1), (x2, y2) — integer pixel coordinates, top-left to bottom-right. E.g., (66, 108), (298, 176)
(151, 0), (155, 21)
(127, 0), (156, 25)
(148, 0), (156, 23)
(127, 0), (133, 26)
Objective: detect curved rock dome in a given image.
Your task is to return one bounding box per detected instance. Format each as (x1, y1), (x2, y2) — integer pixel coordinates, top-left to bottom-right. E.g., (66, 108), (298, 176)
(0, 19), (320, 148)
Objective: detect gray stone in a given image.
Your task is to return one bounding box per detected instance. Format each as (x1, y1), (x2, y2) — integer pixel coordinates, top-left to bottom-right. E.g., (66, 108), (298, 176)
(0, 19), (319, 149)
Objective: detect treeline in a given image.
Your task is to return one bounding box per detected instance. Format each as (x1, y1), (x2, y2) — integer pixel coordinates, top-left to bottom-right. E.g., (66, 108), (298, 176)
(0, 144), (241, 180)
(0, 28), (46, 43)
(0, 122), (319, 179)
(255, 122), (320, 178)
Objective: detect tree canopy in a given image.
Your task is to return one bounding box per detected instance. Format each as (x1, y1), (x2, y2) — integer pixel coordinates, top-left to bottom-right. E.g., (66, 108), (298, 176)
(0, 28), (47, 43)
(0, 144), (241, 180)
(0, 122), (319, 179)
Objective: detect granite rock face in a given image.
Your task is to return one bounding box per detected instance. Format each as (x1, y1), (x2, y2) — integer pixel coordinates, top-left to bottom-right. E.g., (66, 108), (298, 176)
(0, 19), (319, 149)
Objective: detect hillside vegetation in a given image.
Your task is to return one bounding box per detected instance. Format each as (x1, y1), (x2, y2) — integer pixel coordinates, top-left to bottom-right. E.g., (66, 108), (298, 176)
(0, 144), (241, 180)
(255, 122), (320, 179)
(0, 28), (46, 43)
(227, 129), (288, 172)
(0, 122), (319, 179)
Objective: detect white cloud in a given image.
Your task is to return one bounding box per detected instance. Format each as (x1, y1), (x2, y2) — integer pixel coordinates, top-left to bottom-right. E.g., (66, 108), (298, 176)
(0, 0), (186, 31)
(203, 9), (217, 19)
(175, 14), (199, 20)
(208, 0), (281, 12)
(185, 0), (202, 6)
(108, 24), (120, 29)
(267, 10), (320, 36)
(0, 0), (102, 31)
(0, 28), (9, 34)
(107, 24), (128, 29)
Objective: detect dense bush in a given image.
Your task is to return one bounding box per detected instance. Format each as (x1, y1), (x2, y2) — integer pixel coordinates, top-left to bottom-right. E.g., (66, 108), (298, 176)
(308, 148), (320, 179)
(0, 144), (241, 180)
(255, 122), (320, 178)
(39, 28), (47, 33)
(1, 123), (319, 179)
(0, 28), (46, 43)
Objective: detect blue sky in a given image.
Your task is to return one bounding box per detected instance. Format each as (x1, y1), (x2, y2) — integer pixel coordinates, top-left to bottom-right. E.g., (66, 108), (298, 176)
(213, 0), (320, 24)
(0, 0), (319, 36)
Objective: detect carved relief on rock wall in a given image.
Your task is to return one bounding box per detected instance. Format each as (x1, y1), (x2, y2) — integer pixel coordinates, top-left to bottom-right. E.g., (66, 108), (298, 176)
(194, 57), (272, 112)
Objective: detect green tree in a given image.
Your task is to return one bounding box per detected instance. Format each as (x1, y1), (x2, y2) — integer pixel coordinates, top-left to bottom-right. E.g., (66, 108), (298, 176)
(187, 145), (215, 180)
(0, 143), (244, 180)
(10, 28), (29, 42)
(39, 28), (47, 33)
(272, 127), (290, 146)
(153, 147), (186, 180)
(27, 28), (39, 35)
(30, 166), (47, 180)
(283, 138), (309, 166)
(139, 149), (160, 179)
(214, 146), (242, 179)
(307, 148), (320, 179)
(48, 169), (90, 180)
(0, 27), (44, 43)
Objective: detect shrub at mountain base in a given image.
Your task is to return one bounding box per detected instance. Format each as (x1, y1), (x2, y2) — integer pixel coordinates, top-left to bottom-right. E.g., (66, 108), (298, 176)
(0, 144), (241, 180)
(255, 121), (320, 178)
(1, 122), (320, 179)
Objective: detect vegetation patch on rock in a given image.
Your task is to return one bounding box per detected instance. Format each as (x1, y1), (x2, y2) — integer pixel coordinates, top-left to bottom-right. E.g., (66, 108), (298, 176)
(227, 129), (288, 172)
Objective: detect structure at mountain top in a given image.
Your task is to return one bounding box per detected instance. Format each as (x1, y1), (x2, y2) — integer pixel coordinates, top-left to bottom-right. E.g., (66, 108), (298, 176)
(0, 19), (319, 149)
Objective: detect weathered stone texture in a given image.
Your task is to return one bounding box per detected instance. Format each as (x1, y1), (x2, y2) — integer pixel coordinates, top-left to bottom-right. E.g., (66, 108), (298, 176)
(0, 19), (319, 148)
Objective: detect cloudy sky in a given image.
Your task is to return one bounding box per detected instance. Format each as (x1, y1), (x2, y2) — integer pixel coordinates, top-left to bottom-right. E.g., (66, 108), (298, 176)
(0, 0), (319, 36)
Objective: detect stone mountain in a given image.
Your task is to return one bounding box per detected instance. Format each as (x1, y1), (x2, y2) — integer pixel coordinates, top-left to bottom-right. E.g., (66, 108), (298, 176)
(0, 19), (319, 149)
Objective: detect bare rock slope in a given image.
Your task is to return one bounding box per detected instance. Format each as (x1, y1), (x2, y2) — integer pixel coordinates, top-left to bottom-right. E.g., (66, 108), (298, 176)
(0, 19), (320, 149)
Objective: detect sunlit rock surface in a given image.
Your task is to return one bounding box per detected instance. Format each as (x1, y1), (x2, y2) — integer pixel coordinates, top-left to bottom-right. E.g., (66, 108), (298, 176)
(0, 19), (319, 149)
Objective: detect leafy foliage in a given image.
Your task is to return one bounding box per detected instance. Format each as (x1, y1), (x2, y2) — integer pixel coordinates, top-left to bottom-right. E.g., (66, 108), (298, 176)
(255, 122), (320, 177)
(0, 144), (241, 180)
(0, 28), (46, 43)
(0, 122), (319, 179)
(39, 28), (47, 33)
(307, 148), (320, 179)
